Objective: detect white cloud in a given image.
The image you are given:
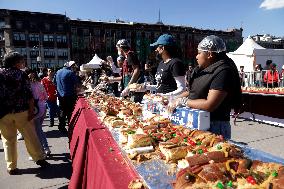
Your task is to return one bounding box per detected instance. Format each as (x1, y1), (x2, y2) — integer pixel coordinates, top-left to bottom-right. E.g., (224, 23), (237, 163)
(260, 0), (284, 10)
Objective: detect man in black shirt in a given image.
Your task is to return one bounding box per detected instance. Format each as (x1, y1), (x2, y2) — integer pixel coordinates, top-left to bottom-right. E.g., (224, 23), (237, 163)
(168, 35), (241, 139)
(149, 34), (186, 96)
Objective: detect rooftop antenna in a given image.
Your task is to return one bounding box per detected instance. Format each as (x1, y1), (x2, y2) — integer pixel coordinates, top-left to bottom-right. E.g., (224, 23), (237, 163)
(157, 9), (163, 25)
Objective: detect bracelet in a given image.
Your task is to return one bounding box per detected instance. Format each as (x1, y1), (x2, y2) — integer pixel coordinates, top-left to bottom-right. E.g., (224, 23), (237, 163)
(181, 97), (188, 105)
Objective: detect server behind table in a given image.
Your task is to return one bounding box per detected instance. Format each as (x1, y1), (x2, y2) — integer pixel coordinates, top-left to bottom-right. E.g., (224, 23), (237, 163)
(168, 35), (242, 139)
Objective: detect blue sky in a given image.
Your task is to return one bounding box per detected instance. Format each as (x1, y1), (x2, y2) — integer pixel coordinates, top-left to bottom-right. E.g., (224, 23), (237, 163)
(1, 0), (284, 39)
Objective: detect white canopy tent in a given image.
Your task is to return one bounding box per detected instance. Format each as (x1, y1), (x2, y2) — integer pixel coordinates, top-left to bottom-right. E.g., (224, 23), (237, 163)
(227, 37), (265, 72)
(227, 37), (284, 72)
(80, 54), (105, 71)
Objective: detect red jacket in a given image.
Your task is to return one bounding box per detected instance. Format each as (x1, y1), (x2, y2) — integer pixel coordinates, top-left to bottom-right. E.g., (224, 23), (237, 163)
(41, 77), (57, 101)
(263, 70), (279, 83)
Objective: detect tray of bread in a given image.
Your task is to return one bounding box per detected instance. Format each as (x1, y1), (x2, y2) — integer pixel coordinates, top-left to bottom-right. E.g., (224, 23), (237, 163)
(87, 93), (284, 189)
(128, 83), (147, 92)
(242, 87), (284, 96)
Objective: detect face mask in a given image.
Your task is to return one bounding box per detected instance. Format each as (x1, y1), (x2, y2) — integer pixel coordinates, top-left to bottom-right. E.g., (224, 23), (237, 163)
(155, 51), (162, 61)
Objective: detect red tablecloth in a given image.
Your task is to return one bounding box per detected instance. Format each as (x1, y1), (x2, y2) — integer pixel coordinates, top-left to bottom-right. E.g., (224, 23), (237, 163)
(69, 97), (140, 189)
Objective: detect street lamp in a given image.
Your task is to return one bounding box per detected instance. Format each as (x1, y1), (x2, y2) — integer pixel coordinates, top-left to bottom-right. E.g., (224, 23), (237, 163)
(33, 45), (42, 70)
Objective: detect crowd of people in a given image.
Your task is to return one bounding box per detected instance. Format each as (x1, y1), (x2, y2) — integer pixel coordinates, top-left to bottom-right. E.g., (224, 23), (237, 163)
(0, 52), (79, 175)
(80, 34), (242, 140)
(239, 59), (284, 88)
(0, 34), (243, 175)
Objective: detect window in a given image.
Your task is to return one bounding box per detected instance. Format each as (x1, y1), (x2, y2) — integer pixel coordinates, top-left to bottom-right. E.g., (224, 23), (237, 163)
(56, 35), (67, 43)
(29, 34), (40, 41)
(44, 48), (55, 57)
(83, 28), (89, 36)
(30, 48), (39, 56)
(44, 35), (49, 42)
(57, 49), (68, 56)
(136, 31), (142, 38)
(126, 31), (131, 38)
(94, 29), (100, 36)
(44, 59), (55, 68)
(71, 27), (77, 35)
(13, 33), (20, 41)
(62, 36), (67, 43)
(30, 22), (36, 29)
(58, 24), (64, 31)
(105, 30), (110, 37)
(43, 34), (54, 42)
(145, 32), (151, 38)
(16, 21), (23, 29)
(49, 35), (54, 42)
(14, 33), (26, 41)
(14, 48), (27, 56)
(45, 23), (50, 31)
(0, 19), (5, 28)
(0, 48), (4, 58)
(31, 59), (37, 69)
(20, 33), (25, 40)
(116, 31), (121, 38)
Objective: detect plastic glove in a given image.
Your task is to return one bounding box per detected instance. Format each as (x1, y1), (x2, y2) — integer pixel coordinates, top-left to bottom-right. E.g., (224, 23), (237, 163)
(121, 86), (130, 97)
(166, 97), (188, 113)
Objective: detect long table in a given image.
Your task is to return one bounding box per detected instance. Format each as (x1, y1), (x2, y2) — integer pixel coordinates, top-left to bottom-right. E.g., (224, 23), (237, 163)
(68, 96), (284, 189)
(242, 92), (284, 118)
(68, 97), (139, 189)
(241, 92), (284, 126)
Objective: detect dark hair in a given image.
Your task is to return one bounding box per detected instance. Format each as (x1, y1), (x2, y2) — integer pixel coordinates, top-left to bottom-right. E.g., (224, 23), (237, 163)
(266, 59), (272, 65)
(3, 51), (24, 68)
(29, 69), (40, 82)
(121, 46), (130, 52)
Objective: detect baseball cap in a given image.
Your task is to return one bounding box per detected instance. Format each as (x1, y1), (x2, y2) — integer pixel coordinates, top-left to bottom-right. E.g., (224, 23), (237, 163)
(65, 61), (76, 67)
(197, 35), (226, 53)
(150, 34), (176, 47)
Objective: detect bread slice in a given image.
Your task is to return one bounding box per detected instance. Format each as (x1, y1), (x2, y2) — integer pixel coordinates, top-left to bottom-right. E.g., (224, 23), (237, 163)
(127, 134), (152, 149)
(159, 142), (188, 163)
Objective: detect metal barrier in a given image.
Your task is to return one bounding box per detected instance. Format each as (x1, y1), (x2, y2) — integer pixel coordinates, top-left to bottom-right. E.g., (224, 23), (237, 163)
(239, 70), (284, 88)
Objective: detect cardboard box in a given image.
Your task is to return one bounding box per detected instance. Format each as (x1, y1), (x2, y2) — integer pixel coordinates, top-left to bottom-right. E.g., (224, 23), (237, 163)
(170, 107), (210, 130)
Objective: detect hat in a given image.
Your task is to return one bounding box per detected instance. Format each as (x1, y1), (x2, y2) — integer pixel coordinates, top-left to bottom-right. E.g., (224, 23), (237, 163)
(150, 34), (176, 47)
(65, 61), (76, 67)
(197, 35), (226, 53)
(116, 39), (130, 48)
